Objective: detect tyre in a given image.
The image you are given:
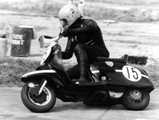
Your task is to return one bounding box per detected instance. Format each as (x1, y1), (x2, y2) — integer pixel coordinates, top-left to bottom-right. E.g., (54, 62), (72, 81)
(122, 89), (150, 110)
(21, 83), (56, 113)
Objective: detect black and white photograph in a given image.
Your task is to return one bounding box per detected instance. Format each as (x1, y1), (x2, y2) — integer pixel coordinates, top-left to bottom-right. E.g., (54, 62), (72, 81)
(0, 0), (158, 120)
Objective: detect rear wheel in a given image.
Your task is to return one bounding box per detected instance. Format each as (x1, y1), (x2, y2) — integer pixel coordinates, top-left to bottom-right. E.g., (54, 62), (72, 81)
(21, 83), (56, 113)
(122, 89), (150, 110)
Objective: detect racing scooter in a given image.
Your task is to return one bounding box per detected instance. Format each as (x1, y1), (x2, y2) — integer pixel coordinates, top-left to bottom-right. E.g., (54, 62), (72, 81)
(21, 35), (154, 113)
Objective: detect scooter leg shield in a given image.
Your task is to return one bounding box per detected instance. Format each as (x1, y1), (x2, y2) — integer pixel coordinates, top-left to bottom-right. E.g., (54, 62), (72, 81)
(21, 70), (64, 87)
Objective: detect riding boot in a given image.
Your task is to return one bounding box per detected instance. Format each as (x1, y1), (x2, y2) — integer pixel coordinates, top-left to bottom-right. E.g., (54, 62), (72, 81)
(74, 44), (90, 85)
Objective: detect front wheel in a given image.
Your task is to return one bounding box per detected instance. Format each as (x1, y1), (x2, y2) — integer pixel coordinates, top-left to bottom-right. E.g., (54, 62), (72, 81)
(21, 83), (56, 113)
(122, 89), (150, 110)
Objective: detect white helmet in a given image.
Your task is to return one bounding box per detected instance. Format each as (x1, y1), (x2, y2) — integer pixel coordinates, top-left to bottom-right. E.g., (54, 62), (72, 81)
(58, 4), (81, 27)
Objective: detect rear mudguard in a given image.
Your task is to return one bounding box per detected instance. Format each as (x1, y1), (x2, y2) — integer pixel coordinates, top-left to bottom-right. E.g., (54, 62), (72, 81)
(21, 70), (64, 86)
(107, 65), (154, 92)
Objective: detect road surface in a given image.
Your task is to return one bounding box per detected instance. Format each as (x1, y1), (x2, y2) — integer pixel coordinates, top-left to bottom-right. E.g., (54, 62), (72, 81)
(0, 87), (158, 120)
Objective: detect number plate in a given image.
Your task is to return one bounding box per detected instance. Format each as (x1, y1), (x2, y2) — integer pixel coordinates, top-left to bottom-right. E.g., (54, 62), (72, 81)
(122, 66), (142, 82)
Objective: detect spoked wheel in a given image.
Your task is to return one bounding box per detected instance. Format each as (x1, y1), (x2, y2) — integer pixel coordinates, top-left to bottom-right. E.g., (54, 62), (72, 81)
(21, 83), (56, 113)
(122, 89), (150, 110)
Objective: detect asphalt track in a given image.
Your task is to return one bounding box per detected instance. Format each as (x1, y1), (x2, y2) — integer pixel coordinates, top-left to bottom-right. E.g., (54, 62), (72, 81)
(0, 87), (158, 120)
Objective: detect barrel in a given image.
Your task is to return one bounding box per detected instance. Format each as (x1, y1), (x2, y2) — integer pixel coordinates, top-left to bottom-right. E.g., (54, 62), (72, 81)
(11, 26), (34, 57)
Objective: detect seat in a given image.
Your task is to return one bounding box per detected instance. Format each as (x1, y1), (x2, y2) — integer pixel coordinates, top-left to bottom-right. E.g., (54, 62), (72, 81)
(96, 57), (126, 63)
(94, 57), (126, 70)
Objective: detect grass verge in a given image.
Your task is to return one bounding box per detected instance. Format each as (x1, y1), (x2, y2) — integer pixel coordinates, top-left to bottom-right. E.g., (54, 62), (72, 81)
(0, 57), (158, 88)
(0, 1), (159, 22)
(0, 57), (39, 87)
(86, 0), (159, 5)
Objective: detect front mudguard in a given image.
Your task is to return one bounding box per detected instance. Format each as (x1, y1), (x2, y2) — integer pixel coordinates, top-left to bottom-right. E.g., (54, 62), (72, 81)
(21, 70), (64, 87)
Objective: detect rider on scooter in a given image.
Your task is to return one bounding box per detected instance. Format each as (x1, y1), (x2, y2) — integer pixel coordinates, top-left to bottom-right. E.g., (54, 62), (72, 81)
(58, 4), (109, 85)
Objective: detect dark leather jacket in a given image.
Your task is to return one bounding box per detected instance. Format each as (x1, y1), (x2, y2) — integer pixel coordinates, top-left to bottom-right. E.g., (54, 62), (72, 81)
(61, 17), (108, 59)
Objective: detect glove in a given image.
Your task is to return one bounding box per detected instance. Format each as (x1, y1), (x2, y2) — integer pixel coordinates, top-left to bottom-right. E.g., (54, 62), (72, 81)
(60, 26), (70, 37)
